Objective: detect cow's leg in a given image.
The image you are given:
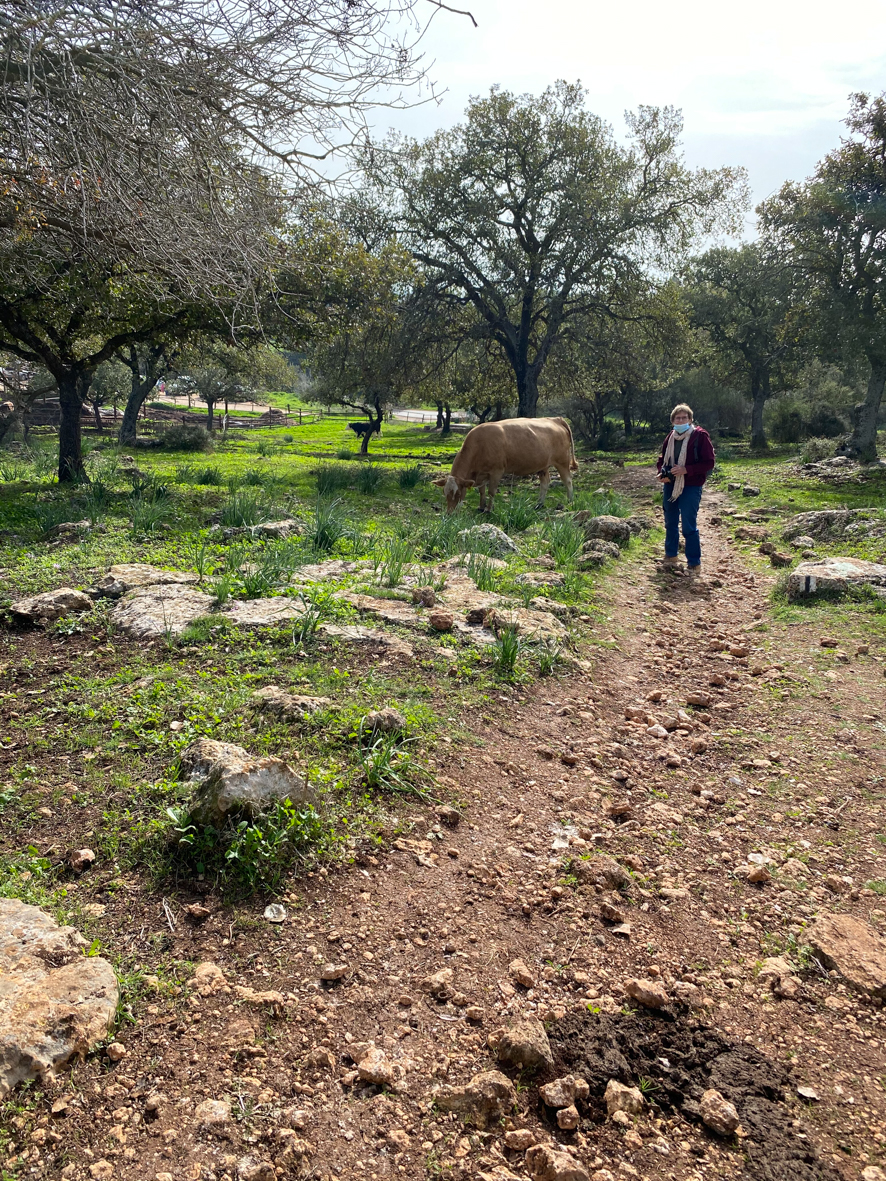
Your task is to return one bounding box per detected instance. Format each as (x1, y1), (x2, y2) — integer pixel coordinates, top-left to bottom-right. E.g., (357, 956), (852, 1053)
(537, 468), (552, 505)
(554, 463), (575, 503)
(485, 473), (503, 512)
(477, 481), (488, 512)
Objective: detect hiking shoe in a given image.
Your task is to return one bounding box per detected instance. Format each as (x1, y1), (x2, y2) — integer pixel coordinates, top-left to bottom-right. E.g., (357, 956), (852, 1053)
(687, 564), (702, 576)
(661, 556), (680, 567)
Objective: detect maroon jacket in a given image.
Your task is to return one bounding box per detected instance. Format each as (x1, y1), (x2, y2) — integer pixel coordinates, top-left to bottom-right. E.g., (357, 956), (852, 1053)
(656, 426), (716, 487)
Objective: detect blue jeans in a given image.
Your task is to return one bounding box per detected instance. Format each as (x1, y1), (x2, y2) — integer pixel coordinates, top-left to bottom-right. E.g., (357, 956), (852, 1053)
(663, 484), (703, 566)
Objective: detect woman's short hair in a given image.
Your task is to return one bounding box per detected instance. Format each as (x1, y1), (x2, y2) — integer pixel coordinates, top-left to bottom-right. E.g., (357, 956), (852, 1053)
(670, 403), (694, 423)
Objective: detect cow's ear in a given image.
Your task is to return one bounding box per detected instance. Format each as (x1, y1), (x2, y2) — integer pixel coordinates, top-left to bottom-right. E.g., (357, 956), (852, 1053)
(431, 477), (447, 487)
(463, 480), (475, 488)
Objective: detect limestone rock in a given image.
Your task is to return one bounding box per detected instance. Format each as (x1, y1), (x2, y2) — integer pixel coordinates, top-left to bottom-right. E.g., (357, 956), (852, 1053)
(457, 523), (519, 557)
(539, 1075), (589, 1109)
(782, 509), (856, 540)
(624, 977), (670, 1009)
(249, 519), (303, 540)
(411, 586), (437, 606)
(195, 1098), (232, 1132)
(46, 520), (105, 541)
(509, 958), (536, 989)
(363, 707), (407, 733)
(357, 1045), (397, 1087)
(420, 968), (454, 998)
(221, 597), (307, 627)
(574, 513), (632, 544)
(807, 913), (886, 998)
(428, 609), (455, 632)
(573, 856), (631, 891)
(525, 1144), (590, 1181)
(319, 623), (414, 659)
(180, 738), (313, 826)
(93, 563), (200, 598)
(699, 1088), (740, 1136)
(604, 1079), (644, 1117)
(111, 583), (214, 638)
(10, 588), (92, 624)
(250, 685), (331, 720)
(505, 1128), (537, 1150)
(0, 899), (118, 1097)
(557, 1105), (580, 1130)
(434, 1069), (517, 1128)
(492, 1016), (554, 1071)
(236, 1157), (275, 1181)
(787, 556), (886, 599)
(192, 962), (229, 996)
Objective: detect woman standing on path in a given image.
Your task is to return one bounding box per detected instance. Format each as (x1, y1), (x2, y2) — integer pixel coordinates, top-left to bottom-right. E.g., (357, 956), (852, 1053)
(656, 403), (716, 573)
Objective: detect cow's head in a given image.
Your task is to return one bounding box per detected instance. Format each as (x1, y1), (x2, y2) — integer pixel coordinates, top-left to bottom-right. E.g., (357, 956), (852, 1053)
(432, 473), (473, 514)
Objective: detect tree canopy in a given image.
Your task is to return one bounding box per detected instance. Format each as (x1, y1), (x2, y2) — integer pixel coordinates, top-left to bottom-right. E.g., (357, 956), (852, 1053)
(367, 82), (747, 417)
(760, 93), (886, 460)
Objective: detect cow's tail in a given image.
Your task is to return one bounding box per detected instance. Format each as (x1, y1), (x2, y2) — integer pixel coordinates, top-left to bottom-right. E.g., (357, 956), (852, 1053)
(559, 416), (579, 471)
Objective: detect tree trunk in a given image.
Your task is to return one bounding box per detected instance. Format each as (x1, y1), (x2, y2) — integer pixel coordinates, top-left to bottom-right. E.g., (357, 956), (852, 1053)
(92, 401), (103, 432)
(750, 369), (769, 450)
(846, 359), (886, 462)
(207, 401), (215, 431)
(435, 401), (444, 429)
(119, 356), (160, 445)
(491, 400), (504, 422)
(58, 372), (90, 482)
(621, 383), (634, 436)
(441, 402), (452, 436)
(514, 362), (539, 418)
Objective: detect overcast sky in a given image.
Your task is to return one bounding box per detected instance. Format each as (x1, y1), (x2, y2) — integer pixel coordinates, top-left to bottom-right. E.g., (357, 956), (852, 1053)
(375, 0), (886, 233)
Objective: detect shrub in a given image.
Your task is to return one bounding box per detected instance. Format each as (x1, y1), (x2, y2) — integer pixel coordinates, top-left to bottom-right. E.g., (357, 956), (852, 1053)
(466, 552), (499, 591)
(397, 464), (424, 489)
(310, 497), (348, 552)
(800, 437), (835, 463)
(130, 494), (173, 536)
(356, 463), (383, 494)
(256, 440), (274, 457)
(546, 517), (584, 567)
(220, 490), (267, 527)
(316, 463), (351, 494)
(377, 534), (414, 587)
(491, 625), (524, 680)
(358, 729), (430, 799)
(336, 447), (354, 460)
(156, 423), (214, 451)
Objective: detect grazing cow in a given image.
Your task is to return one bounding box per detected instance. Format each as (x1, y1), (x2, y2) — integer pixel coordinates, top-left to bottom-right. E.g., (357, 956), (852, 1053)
(433, 416), (578, 514)
(348, 420), (381, 440)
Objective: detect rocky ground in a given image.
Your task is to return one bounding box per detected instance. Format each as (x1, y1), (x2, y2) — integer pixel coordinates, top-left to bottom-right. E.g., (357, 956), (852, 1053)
(2, 472), (886, 1181)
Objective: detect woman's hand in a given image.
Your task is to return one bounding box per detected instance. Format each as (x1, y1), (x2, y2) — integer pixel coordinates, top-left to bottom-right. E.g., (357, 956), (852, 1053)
(671, 465), (687, 476)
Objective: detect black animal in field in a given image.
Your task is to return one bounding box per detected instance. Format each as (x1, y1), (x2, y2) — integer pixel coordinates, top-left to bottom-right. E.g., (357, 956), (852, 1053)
(348, 420), (381, 440)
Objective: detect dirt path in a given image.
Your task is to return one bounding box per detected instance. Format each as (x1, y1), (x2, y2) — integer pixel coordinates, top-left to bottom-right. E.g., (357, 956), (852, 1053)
(14, 481), (886, 1181)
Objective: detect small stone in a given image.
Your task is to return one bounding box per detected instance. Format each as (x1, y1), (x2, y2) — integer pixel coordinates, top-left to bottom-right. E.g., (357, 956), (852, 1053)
(599, 901), (625, 923)
(492, 1016), (554, 1070)
(428, 610), (455, 632)
(820, 637), (839, 648)
(320, 963), (349, 982)
(699, 1088), (740, 1136)
(861, 1168), (886, 1181)
(436, 805), (461, 826)
(465, 1005), (484, 1023)
(557, 1104), (580, 1130)
(363, 707), (406, 733)
(505, 1128), (537, 1150)
(411, 586), (437, 607)
(624, 977), (669, 1009)
(420, 968), (454, 997)
(88, 1163), (115, 1180)
(646, 724), (669, 739)
(509, 958), (536, 989)
(68, 848), (96, 873)
(263, 904), (287, 923)
(185, 903), (211, 921)
(807, 912), (886, 998)
(525, 1143), (591, 1181)
(434, 1070), (517, 1129)
(746, 864), (771, 884)
(106, 1041), (127, 1061)
(611, 922), (631, 938)
(797, 1086), (820, 1102)
(604, 1079), (645, 1117)
(539, 1074), (586, 1109)
(195, 1098), (232, 1132)
(357, 1045), (397, 1087)
(236, 1157), (275, 1181)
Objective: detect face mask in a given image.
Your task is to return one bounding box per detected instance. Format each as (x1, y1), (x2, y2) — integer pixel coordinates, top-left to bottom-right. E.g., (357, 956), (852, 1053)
(673, 422), (692, 434)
